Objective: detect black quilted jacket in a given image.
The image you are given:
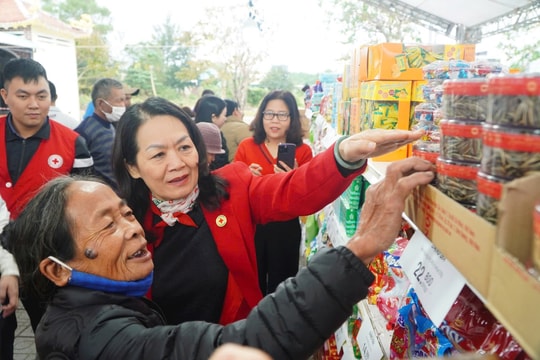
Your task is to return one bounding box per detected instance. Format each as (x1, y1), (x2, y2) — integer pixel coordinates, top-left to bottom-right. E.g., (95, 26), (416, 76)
(35, 246), (375, 360)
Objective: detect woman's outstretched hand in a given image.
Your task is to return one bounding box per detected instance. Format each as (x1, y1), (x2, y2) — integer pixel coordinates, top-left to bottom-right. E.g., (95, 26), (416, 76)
(338, 129), (424, 162)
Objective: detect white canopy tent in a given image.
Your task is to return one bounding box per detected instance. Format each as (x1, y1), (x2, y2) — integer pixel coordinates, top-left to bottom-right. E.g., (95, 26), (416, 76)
(359, 0), (540, 42)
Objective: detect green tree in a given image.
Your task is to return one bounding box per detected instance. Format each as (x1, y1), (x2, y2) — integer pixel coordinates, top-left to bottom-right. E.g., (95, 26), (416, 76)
(319, 0), (423, 45)
(194, 5), (267, 109)
(259, 65), (294, 92)
(42, 0), (111, 34)
(42, 0), (117, 99)
(154, 17), (196, 90)
(124, 17), (198, 100)
(247, 87), (267, 107)
(498, 27), (540, 71)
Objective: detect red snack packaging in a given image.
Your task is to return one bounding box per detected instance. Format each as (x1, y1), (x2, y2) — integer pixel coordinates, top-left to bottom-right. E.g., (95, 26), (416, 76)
(441, 286), (531, 359)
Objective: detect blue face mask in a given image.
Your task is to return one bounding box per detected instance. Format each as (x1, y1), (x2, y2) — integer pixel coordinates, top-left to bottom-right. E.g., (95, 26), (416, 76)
(48, 256), (153, 297)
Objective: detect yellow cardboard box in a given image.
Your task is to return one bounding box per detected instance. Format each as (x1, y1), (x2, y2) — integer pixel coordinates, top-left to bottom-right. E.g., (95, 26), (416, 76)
(411, 80), (427, 102)
(360, 43), (476, 81)
(359, 80), (412, 161)
(349, 98), (361, 135)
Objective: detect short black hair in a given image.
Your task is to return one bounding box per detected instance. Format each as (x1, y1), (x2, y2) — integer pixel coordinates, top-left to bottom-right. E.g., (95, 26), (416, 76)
(48, 80), (58, 102)
(2, 58), (47, 87)
(201, 89), (215, 96)
(224, 99), (238, 117)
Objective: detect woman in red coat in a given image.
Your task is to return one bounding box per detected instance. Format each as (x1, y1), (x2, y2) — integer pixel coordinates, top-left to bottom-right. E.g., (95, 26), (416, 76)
(234, 90), (313, 295)
(112, 97), (422, 326)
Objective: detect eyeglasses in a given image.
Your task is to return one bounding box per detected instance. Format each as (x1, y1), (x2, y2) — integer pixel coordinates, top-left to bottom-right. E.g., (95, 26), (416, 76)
(262, 111), (290, 122)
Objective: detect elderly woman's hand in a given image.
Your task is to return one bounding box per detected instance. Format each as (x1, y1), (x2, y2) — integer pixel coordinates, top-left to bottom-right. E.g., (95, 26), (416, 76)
(346, 156), (435, 265)
(338, 129), (424, 163)
(0, 274), (19, 318)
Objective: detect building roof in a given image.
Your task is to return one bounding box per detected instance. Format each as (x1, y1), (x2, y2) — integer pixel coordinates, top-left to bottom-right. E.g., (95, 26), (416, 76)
(0, 0), (91, 39)
(0, 31), (35, 48)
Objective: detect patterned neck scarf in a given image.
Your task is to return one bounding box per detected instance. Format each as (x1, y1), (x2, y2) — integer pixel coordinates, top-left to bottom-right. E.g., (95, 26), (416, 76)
(152, 186), (199, 226)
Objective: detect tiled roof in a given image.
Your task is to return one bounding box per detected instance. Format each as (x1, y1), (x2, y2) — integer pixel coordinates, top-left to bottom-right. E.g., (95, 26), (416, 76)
(0, 0), (90, 38)
(0, 0), (38, 26)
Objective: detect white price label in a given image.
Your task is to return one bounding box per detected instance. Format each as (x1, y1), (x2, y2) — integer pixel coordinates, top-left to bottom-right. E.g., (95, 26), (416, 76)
(357, 315), (384, 360)
(399, 231), (465, 326)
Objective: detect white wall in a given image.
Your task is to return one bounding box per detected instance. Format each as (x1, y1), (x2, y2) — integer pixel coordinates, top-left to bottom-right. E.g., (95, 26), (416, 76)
(31, 34), (81, 123)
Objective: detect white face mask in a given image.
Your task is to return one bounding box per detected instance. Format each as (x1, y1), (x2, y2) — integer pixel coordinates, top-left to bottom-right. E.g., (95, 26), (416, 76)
(102, 100), (126, 122)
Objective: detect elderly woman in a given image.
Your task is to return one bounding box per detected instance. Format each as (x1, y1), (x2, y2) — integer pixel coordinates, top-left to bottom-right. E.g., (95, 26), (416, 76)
(10, 157), (434, 359)
(110, 97), (424, 328)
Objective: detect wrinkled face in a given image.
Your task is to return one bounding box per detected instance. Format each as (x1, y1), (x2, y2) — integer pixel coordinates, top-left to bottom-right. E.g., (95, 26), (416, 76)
(0, 76), (50, 138)
(263, 99), (290, 141)
(212, 107), (227, 128)
(66, 181), (152, 281)
(127, 115), (200, 201)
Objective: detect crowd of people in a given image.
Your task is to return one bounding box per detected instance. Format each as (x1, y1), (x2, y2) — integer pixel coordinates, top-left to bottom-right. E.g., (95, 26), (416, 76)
(0, 57), (432, 359)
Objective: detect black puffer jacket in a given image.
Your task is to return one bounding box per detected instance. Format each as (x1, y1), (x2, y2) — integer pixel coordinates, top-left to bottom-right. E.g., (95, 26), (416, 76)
(35, 246), (375, 360)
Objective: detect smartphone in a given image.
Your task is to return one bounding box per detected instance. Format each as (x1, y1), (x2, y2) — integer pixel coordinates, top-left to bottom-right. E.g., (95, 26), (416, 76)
(277, 143), (296, 170)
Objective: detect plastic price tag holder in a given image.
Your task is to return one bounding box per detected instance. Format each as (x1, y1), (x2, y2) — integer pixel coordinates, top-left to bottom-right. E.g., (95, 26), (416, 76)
(334, 321), (347, 350)
(357, 312), (384, 360)
(320, 120), (338, 150)
(399, 231), (466, 327)
(333, 322), (356, 360)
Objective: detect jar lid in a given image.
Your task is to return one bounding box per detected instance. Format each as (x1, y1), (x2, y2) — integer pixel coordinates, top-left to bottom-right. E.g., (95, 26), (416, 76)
(442, 78), (489, 95)
(488, 73), (540, 96)
(482, 123), (540, 153)
(440, 119), (483, 138)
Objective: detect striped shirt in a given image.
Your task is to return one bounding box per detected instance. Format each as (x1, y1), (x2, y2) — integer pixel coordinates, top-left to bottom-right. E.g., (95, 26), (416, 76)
(75, 114), (117, 189)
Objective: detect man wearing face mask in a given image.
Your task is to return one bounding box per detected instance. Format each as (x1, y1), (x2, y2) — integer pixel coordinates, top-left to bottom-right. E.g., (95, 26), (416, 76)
(75, 78), (126, 190)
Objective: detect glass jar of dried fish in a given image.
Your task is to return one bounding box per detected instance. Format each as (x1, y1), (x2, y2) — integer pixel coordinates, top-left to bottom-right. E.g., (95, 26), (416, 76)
(487, 73), (540, 129)
(480, 123), (540, 179)
(412, 142), (439, 164)
(440, 120), (483, 163)
(443, 78), (489, 121)
(436, 158), (480, 205)
(476, 171), (509, 224)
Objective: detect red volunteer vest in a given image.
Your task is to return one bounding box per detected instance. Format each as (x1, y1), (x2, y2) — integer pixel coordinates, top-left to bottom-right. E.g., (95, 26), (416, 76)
(0, 116), (78, 219)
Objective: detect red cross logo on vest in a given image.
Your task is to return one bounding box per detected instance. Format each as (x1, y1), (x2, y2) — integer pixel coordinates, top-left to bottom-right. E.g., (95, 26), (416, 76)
(48, 154), (64, 169)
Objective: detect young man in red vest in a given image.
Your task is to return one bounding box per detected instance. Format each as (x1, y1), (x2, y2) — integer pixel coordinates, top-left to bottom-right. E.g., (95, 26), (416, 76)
(0, 58), (94, 359)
